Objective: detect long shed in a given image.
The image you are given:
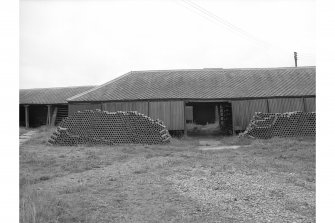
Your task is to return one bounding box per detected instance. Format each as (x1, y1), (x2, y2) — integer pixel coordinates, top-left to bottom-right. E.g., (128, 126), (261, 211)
(67, 67), (316, 135)
(20, 85), (95, 128)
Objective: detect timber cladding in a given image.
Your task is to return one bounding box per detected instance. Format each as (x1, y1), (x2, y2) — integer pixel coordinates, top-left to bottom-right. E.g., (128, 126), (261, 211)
(267, 98), (305, 113)
(68, 103), (102, 116)
(305, 97), (316, 112)
(232, 97), (316, 131)
(102, 101), (149, 116)
(232, 99), (268, 131)
(68, 97), (315, 132)
(68, 100), (184, 130)
(149, 101), (184, 130)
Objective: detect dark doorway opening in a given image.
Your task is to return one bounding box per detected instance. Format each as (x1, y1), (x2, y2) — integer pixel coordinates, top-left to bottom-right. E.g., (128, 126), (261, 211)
(193, 103), (216, 125)
(29, 105), (48, 127)
(19, 105), (48, 128)
(19, 106), (26, 126)
(19, 104), (69, 128)
(185, 101), (233, 136)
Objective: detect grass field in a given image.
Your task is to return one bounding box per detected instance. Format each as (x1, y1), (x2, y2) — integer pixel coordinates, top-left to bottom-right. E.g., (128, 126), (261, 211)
(20, 127), (315, 223)
(19, 127), (30, 136)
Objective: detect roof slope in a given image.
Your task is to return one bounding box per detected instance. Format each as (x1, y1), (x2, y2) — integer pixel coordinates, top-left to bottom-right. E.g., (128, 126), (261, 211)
(20, 85), (96, 104)
(68, 67), (316, 102)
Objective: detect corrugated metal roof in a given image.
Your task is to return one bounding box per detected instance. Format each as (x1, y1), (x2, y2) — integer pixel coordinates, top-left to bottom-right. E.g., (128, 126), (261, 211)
(68, 66), (316, 102)
(20, 85), (96, 104)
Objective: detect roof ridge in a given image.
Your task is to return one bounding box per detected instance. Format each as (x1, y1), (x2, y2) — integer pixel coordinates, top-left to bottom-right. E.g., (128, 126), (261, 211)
(130, 66), (316, 73)
(67, 71), (133, 101)
(20, 85), (96, 90)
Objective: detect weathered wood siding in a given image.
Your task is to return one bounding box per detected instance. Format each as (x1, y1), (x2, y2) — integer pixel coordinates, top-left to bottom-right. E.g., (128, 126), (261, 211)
(71, 101), (183, 130)
(68, 97), (314, 132)
(232, 99), (268, 130)
(102, 101), (149, 115)
(304, 97), (316, 112)
(170, 101), (185, 130)
(149, 101), (184, 130)
(149, 101), (171, 129)
(268, 98), (304, 113)
(68, 103), (102, 116)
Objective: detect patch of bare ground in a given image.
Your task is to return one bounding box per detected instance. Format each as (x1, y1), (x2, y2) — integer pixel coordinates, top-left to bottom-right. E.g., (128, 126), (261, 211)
(20, 130), (315, 223)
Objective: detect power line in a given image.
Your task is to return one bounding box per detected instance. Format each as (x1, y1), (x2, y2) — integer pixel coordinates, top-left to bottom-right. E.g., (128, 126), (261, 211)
(183, 0), (262, 42)
(175, 1), (248, 40)
(175, 0), (315, 66)
(174, 0), (272, 63)
(181, 0), (269, 48)
(183, 1), (316, 63)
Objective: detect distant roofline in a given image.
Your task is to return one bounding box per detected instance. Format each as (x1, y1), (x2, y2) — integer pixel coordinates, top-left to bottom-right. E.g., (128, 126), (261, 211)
(130, 66), (316, 73)
(67, 71), (133, 101)
(20, 85), (96, 91)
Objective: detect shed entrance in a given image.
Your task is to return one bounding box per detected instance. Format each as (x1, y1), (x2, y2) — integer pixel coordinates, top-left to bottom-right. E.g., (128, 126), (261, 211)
(185, 101), (233, 136)
(30, 105), (48, 127)
(19, 104), (69, 128)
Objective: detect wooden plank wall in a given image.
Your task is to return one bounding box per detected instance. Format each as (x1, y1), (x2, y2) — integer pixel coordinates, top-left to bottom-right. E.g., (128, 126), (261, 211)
(268, 98), (304, 113)
(232, 97), (314, 131)
(102, 101), (184, 130)
(170, 101), (184, 130)
(102, 101), (149, 115)
(149, 101), (171, 129)
(304, 97), (316, 112)
(231, 99), (268, 130)
(148, 101), (184, 130)
(68, 103), (102, 116)
(68, 97), (314, 132)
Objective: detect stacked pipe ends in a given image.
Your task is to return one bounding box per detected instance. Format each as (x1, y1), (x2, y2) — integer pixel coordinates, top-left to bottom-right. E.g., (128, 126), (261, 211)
(48, 109), (171, 146)
(239, 111), (315, 139)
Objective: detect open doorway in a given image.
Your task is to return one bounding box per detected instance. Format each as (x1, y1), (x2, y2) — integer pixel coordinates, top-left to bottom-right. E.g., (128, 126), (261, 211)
(19, 104), (69, 128)
(19, 105), (48, 128)
(185, 101), (233, 136)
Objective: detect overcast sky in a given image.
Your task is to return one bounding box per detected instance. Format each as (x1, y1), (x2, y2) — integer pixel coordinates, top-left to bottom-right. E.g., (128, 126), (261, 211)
(20, 0), (315, 89)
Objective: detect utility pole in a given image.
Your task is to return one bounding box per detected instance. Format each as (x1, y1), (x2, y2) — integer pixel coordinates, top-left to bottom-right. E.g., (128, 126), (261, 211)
(294, 52), (298, 67)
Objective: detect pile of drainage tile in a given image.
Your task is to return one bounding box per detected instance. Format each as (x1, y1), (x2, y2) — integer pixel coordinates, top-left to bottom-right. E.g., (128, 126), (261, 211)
(239, 111), (316, 139)
(48, 109), (171, 146)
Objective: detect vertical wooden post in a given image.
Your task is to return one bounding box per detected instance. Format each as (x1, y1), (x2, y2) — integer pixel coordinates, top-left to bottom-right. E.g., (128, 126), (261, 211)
(231, 101), (236, 135)
(302, 98), (307, 112)
(184, 101), (187, 137)
(266, 99), (270, 113)
(24, 105), (29, 128)
(51, 107), (58, 126)
(147, 101), (150, 117)
(47, 105), (52, 125)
